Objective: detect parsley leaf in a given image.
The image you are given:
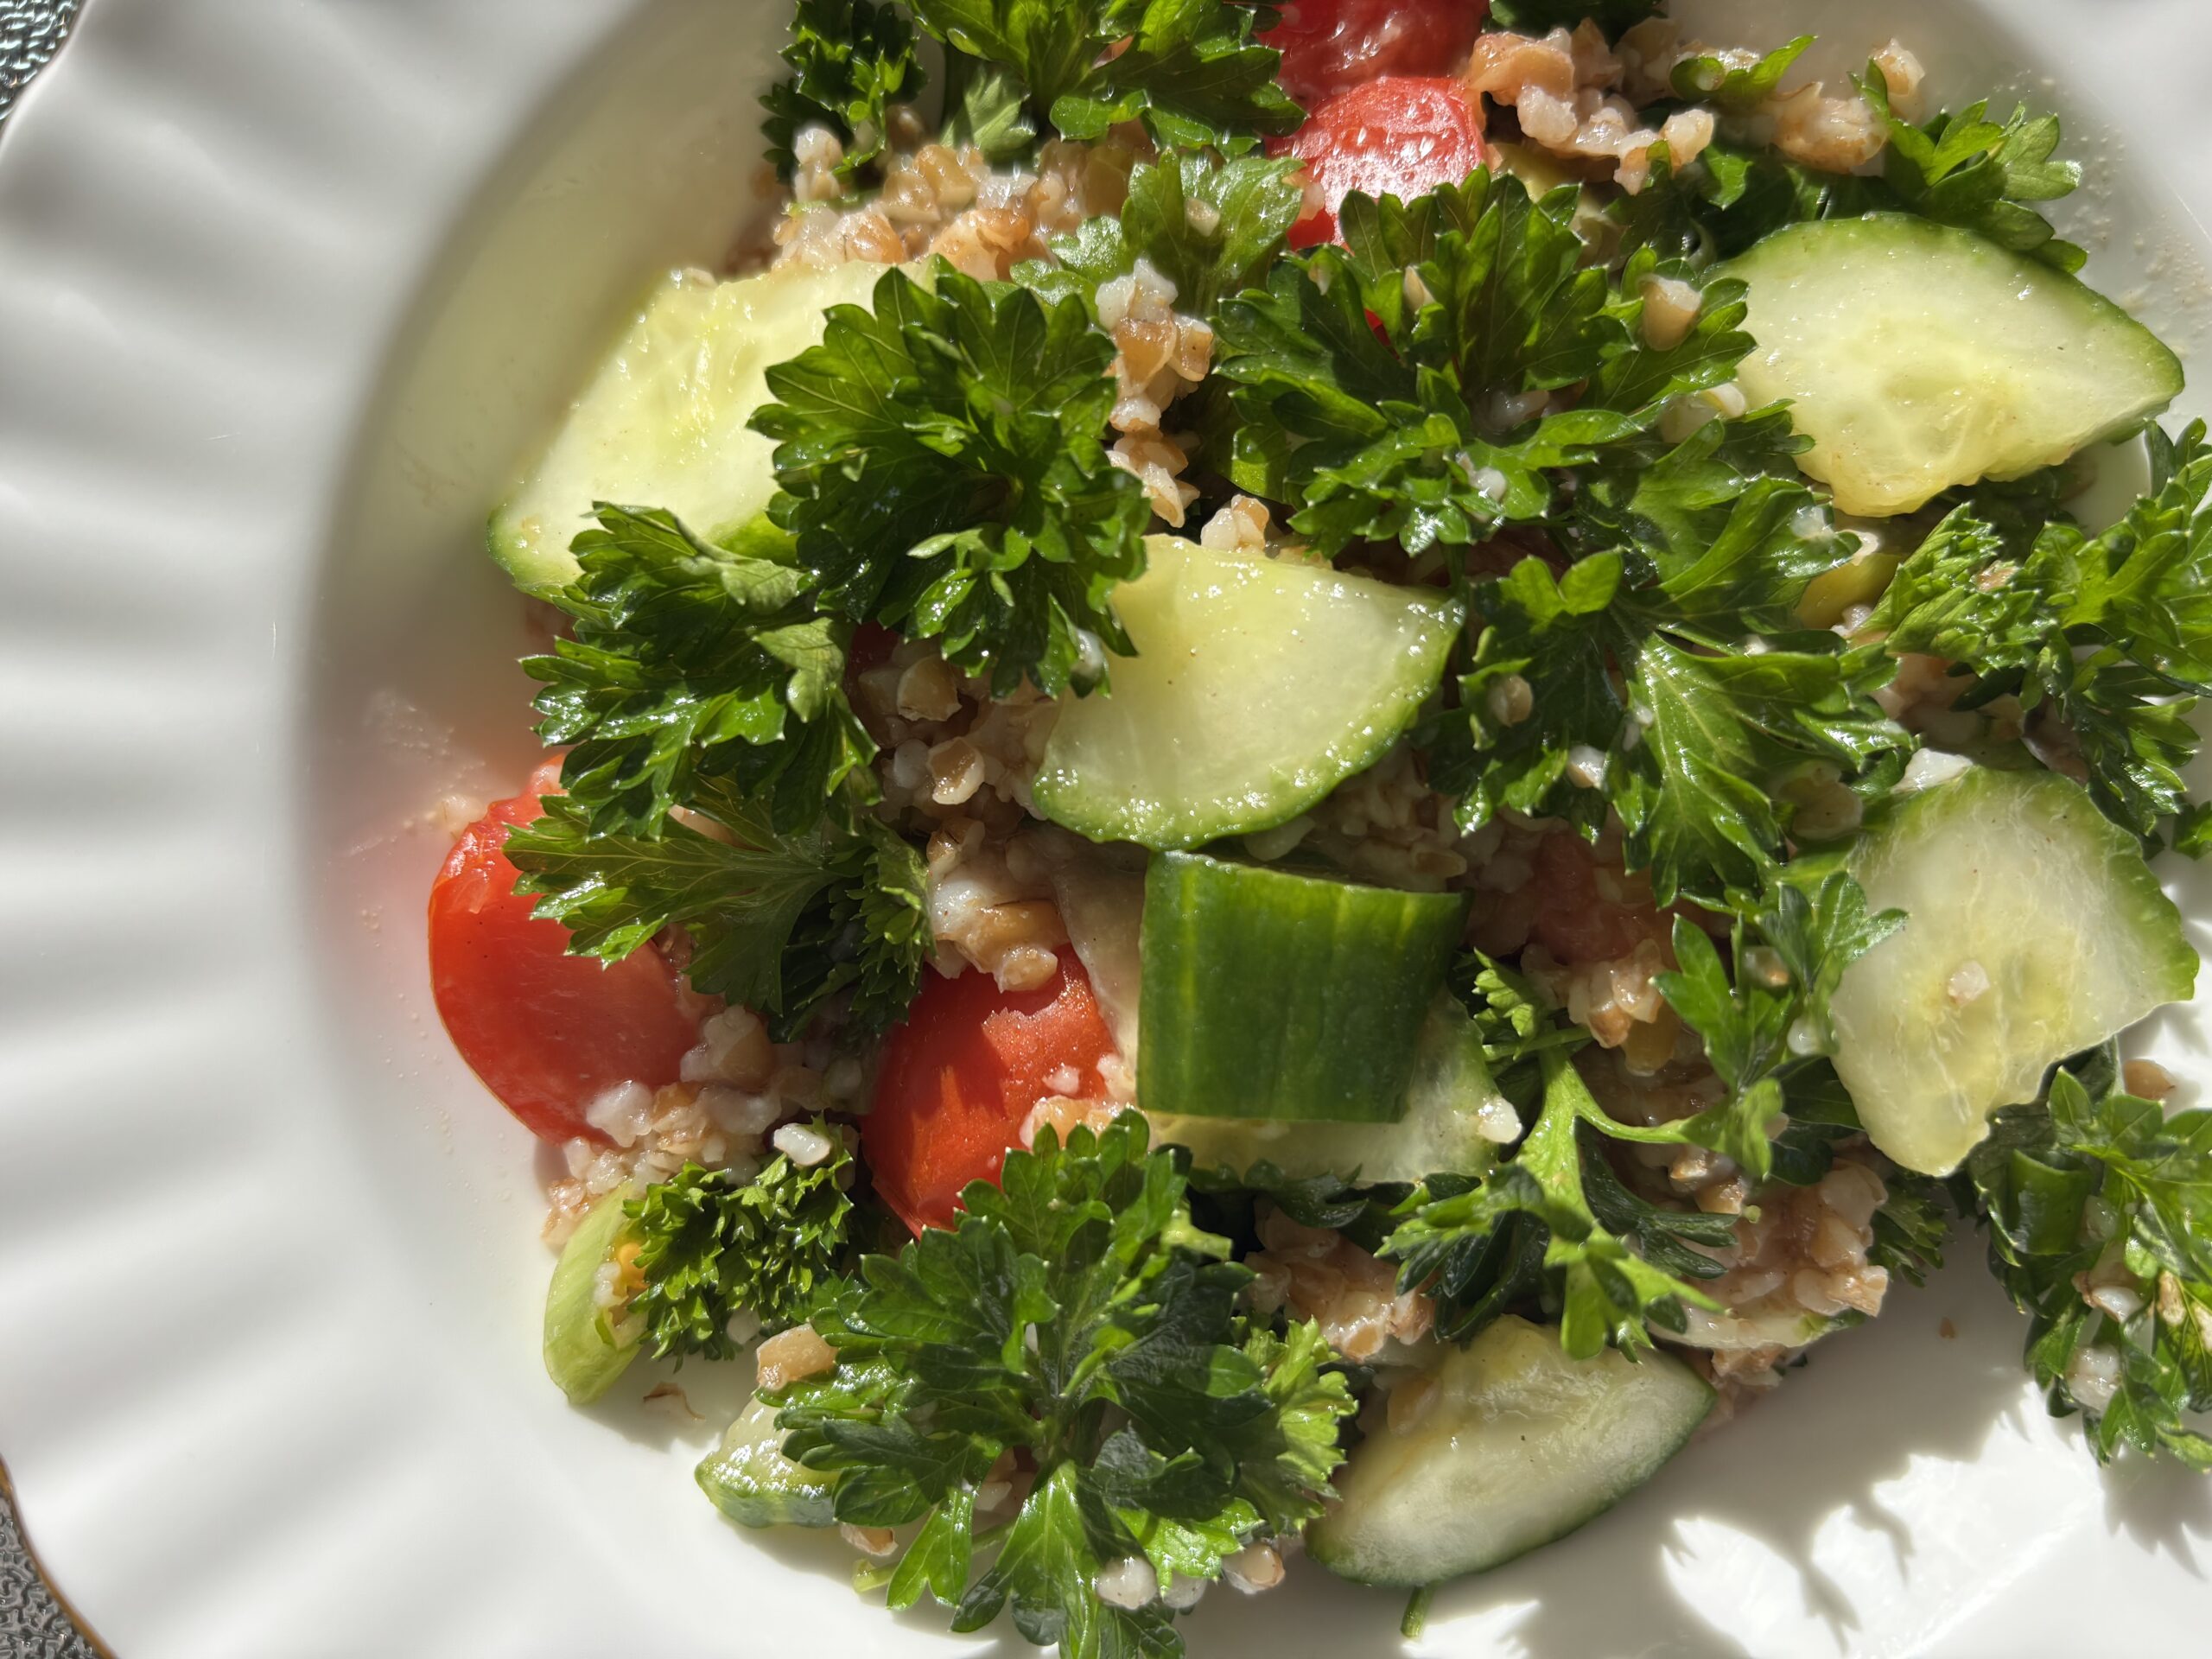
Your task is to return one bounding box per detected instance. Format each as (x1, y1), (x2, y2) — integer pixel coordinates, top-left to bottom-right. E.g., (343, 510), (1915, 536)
(1963, 1068), (2212, 1469)
(1019, 149), (1305, 321)
(1870, 1169), (1952, 1287)
(753, 264), (1149, 697)
(1614, 630), (1904, 904)
(1449, 948), (1592, 1111)
(1867, 422), (2212, 844)
(1422, 394), (1906, 902)
(1611, 137), (1886, 266)
(939, 54), (1039, 160)
(625, 1124), (856, 1359)
(761, 0), (925, 185)
(1670, 35), (1814, 117)
(1582, 1147), (1738, 1283)
(1384, 1051), (1731, 1357)
(506, 779), (929, 1039)
(1651, 871), (1904, 1179)
(911, 0), (1300, 154)
(774, 1118), (1355, 1656)
(1588, 257), (1761, 418)
(1859, 62), (2086, 272)
(1217, 175), (1756, 558)
(524, 506), (877, 837)
(1618, 65), (2084, 272)
(1435, 552), (1624, 841)
(1569, 402), (1812, 565)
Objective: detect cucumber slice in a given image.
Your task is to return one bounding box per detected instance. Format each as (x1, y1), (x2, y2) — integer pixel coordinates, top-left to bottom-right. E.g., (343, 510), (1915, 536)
(490, 260), (890, 593)
(1139, 852), (1468, 1123)
(1148, 994), (1509, 1182)
(543, 1193), (641, 1405)
(1307, 1316), (1712, 1586)
(1828, 765), (2196, 1175)
(1033, 538), (1462, 850)
(696, 1395), (838, 1529)
(1674, 1304), (1844, 1353)
(1726, 215), (2183, 517)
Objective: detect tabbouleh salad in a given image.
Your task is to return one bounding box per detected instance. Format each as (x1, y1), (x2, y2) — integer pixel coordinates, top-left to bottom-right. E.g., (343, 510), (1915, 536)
(423, 0), (2212, 1649)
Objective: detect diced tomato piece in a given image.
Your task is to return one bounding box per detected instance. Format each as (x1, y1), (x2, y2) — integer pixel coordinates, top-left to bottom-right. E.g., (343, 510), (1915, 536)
(1262, 0), (1489, 105)
(428, 772), (697, 1145)
(863, 959), (1119, 1234)
(1268, 76), (1487, 248)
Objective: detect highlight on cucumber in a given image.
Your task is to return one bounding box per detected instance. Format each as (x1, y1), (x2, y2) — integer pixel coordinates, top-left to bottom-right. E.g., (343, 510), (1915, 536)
(422, 3), (2212, 1656)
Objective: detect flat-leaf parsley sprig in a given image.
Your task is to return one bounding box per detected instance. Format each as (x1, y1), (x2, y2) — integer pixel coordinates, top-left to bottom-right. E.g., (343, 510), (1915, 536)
(507, 778), (929, 1039)
(1383, 1048), (1734, 1357)
(524, 504), (878, 837)
(1965, 1065), (2212, 1470)
(908, 0), (1301, 154)
(760, 0), (925, 187)
(770, 1117), (1356, 1659)
(1866, 420), (2212, 848)
(752, 263), (1151, 699)
(1215, 172), (1758, 560)
(625, 1122), (859, 1360)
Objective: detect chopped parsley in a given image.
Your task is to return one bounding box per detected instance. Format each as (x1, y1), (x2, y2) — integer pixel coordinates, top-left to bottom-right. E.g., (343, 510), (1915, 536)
(1858, 60), (2087, 271)
(1866, 420), (2212, 847)
(772, 1118), (1355, 1658)
(626, 1125), (858, 1358)
(1217, 176), (1754, 558)
(760, 0), (925, 185)
(1670, 35), (1814, 116)
(524, 505), (877, 837)
(1384, 1049), (1739, 1357)
(1019, 149), (1306, 321)
(909, 0), (1300, 153)
(1423, 490), (1908, 906)
(1963, 1066), (2212, 1469)
(506, 779), (929, 1039)
(752, 264), (1149, 697)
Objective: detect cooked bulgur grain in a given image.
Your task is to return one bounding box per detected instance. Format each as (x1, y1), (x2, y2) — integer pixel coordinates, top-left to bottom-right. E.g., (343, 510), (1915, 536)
(755, 1322), (836, 1391)
(1245, 1207), (1436, 1363)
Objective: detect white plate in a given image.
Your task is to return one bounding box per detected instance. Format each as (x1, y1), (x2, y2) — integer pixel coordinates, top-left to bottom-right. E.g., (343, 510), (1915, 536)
(3, 1), (2210, 1654)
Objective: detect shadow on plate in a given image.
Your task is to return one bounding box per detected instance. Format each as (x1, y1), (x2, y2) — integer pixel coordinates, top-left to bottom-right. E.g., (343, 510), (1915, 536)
(1182, 1255), (2209, 1659)
(2103, 1451), (2212, 1578)
(551, 1233), (2209, 1659)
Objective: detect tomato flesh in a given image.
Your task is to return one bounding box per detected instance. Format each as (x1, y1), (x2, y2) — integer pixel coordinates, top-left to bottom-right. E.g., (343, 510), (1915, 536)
(1268, 76), (1487, 248)
(864, 959), (1119, 1234)
(428, 769), (696, 1145)
(1263, 0), (1488, 105)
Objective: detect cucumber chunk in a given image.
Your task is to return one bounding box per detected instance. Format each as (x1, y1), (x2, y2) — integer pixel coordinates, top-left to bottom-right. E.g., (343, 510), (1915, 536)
(1139, 852), (1468, 1122)
(1148, 994), (1509, 1182)
(1726, 215), (2183, 517)
(1307, 1316), (1712, 1586)
(696, 1395), (838, 1529)
(490, 260), (889, 592)
(1033, 538), (1462, 850)
(1675, 1304), (1843, 1353)
(543, 1193), (642, 1406)
(1828, 765), (2196, 1175)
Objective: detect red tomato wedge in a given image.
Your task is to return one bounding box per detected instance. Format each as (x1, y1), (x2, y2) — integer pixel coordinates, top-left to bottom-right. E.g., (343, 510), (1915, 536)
(1268, 76), (1487, 248)
(1262, 0), (1488, 104)
(864, 958), (1119, 1234)
(429, 766), (697, 1145)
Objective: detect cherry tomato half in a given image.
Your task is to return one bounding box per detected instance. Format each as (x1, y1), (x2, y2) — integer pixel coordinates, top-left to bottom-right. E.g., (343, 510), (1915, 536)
(1268, 76), (1487, 248)
(864, 958), (1119, 1234)
(1262, 0), (1489, 105)
(429, 763), (697, 1144)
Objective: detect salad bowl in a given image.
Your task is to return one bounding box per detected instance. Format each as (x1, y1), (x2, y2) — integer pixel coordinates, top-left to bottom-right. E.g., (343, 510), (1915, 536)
(3, 0), (2211, 1654)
